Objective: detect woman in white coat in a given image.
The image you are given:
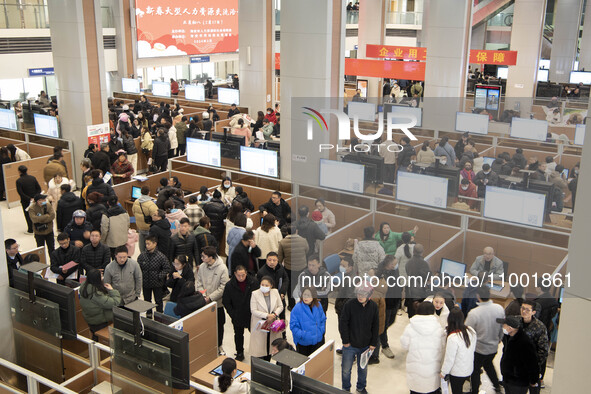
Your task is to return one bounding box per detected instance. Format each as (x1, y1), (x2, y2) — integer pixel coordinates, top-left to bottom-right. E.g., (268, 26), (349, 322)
(253, 214), (282, 268)
(250, 276), (284, 360)
(440, 308), (477, 394)
(47, 173), (75, 211)
(394, 231), (414, 278)
(400, 301), (446, 394)
(213, 357), (249, 393)
(425, 293), (450, 329)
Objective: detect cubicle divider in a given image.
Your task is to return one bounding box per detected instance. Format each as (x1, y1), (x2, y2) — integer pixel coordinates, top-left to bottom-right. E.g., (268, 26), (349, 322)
(295, 340), (335, 386)
(214, 118), (231, 133)
(296, 196), (371, 234)
(424, 231), (465, 272)
(320, 213), (373, 260)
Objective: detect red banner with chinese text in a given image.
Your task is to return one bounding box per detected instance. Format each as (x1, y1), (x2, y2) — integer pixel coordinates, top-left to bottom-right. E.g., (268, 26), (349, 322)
(345, 58), (426, 80)
(366, 45), (427, 61)
(469, 49), (517, 65)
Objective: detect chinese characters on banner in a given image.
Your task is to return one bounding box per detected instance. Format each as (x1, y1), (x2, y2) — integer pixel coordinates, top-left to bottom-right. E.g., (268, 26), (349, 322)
(87, 123), (110, 146)
(468, 49), (517, 65)
(135, 0), (238, 58)
(365, 45), (518, 66)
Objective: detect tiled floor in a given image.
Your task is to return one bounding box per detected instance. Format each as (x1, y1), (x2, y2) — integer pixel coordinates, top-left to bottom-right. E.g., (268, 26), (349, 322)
(0, 199), (554, 394)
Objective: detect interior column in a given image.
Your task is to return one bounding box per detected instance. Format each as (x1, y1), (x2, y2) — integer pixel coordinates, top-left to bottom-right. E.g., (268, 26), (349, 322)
(357, 0), (387, 99)
(549, 0), (583, 83)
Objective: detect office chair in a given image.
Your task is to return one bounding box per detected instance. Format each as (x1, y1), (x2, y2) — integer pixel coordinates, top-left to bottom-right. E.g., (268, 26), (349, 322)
(323, 254), (341, 275)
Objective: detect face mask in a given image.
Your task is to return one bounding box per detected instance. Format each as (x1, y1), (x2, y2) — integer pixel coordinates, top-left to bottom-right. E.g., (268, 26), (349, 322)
(224, 183), (230, 188)
(41, 201), (47, 206)
(502, 328), (510, 335)
(267, 111), (271, 115)
(339, 266), (347, 273)
(461, 186), (469, 190)
(484, 171), (490, 175)
(260, 286), (270, 294)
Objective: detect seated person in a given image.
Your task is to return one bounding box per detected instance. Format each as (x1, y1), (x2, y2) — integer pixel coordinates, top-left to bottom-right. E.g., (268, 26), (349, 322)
(469, 246), (503, 280)
(458, 178), (478, 208)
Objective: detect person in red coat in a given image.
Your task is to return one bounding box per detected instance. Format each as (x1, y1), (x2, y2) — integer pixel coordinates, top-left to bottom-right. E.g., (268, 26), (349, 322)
(170, 78), (179, 95)
(458, 178), (478, 208)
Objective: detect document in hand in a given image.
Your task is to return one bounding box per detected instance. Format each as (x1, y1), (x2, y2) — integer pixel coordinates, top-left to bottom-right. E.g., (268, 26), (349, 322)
(359, 348), (374, 369)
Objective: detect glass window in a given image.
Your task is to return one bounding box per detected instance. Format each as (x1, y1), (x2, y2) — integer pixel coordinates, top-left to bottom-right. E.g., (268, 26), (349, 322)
(161, 66), (176, 82)
(45, 76), (57, 97)
(23, 77), (44, 100)
(203, 63), (215, 80)
(176, 65), (189, 81)
(0, 79), (24, 101)
(190, 63), (203, 82)
(146, 67), (161, 87)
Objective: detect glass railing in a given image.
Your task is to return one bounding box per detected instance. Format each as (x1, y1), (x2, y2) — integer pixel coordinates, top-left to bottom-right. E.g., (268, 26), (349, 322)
(386, 11), (423, 25)
(0, 4), (113, 29)
(487, 12), (513, 27)
(346, 10), (359, 24)
(275, 9), (280, 25)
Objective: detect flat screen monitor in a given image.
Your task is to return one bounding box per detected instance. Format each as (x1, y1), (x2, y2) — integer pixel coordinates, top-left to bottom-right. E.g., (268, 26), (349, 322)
(483, 186), (546, 227)
(11, 270), (77, 340)
(455, 112), (489, 135)
(574, 124), (585, 145)
(292, 372), (349, 394)
(537, 69), (549, 82)
(539, 59), (550, 69)
(474, 85), (501, 111)
(218, 87), (240, 105)
(510, 117), (548, 142)
(347, 102), (376, 121)
(384, 104), (422, 127)
(121, 78), (140, 94)
(113, 307), (190, 389)
(396, 171), (448, 209)
(186, 138), (221, 167)
(240, 146), (278, 178)
(486, 89), (500, 110)
(251, 357), (282, 391)
(496, 66), (508, 79)
(440, 258), (466, 278)
(0, 107), (18, 130)
(33, 113), (59, 138)
(184, 84), (205, 101)
(483, 157), (495, 167)
(319, 159), (365, 194)
(569, 71), (591, 85)
(131, 186), (142, 200)
(152, 80), (171, 97)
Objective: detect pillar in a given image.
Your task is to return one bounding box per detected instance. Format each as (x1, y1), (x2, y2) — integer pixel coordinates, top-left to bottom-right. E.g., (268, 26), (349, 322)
(238, 0), (274, 115)
(578, 0), (591, 71)
(48, 0), (109, 183)
(470, 23), (487, 51)
(357, 0), (386, 99)
(280, 0), (345, 182)
(106, 0), (136, 94)
(549, 0), (583, 82)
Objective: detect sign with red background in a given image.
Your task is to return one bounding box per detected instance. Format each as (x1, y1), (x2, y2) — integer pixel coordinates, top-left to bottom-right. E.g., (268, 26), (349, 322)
(366, 45), (427, 60)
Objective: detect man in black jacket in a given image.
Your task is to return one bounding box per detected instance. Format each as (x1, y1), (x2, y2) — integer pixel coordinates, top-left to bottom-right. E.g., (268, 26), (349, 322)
(86, 170), (116, 201)
(396, 136), (415, 170)
(15, 165), (40, 233)
(259, 191), (291, 228)
(149, 209), (172, 258)
(534, 284), (560, 340)
(50, 233), (81, 284)
(294, 206), (326, 255)
(202, 190), (228, 247)
(230, 230), (261, 274)
(405, 244), (431, 317)
(339, 284), (379, 394)
(222, 265), (259, 361)
(194, 216), (219, 259)
(80, 229), (110, 274)
(56, 184), (84, 232)
(91, 143), (111, 176)
(64, 210), (92, 248)
(474, 164), (499, 198)
(5, 238), (23, 286)
(170, 218), (199, 267)
(497, 316), (539, 394)
(152, 129), (170, 173)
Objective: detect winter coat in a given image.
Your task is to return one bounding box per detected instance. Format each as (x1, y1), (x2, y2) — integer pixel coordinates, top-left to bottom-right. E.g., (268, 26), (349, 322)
(259, 198), (292, 227)
(170, 232), (198, 267)
(50, 245), (81, 279)
(293, 267), (332, 299)
(56, 192), (84, 231)
(183, 204), (204, 228)
(174, 282), (207, 317)
(168, 126), (178, 150)
(232, 194), (255, 212)
(86, 178), (116, 202)
(132, 196), (158, 232)
(425, 295), (451, 329)
(397, 144), (415, 168)
(194, 226), (218, 258)
(352, 239), (385, 276)
(195, 257), (229, 308)
(250, 289), (284, 357)
(500, 329), (540, 387)
(222, 274), (260, 327)
(256, 263), (289, 297)
(375, 229), (414, 255)
(522, 317), (549, 369)
(80, 241), (111, 273)
(202, 198), (228, 237)
(465, 300), (505, 355)
(122, 134), (138, 155)
(175, 121), (187, 145)
(290, 302), (326, 346)
(64, 220), (93, 246)
(226, 226), (246, 270)
(405, 256), (431, 299)
(100, 204), (130, 248)
(434, 143), (457, 167)
(29, 202), (55, 235)
(440, 327), (477, 378)
(152, 134), (170, 158)
(400, 314), (446, 393)
(230, 241), (261, 274)
(469, 255), (504, 280)
(86, 203), (107, 231)
(91, 150), (111, 175)
(338, 298), (379, 348)
(103, 258), (143, 305)
(474, 170), (499, 198)
(79, 283), (121, 325)
(165, 209), (188, 236)
(149, 218), (172, 258)
(16, 174), (41, 203)
(111, 159), (134, 184)
(224, 217), (253, 255)
(137, 249), (171, 288)
(278, 234), (309, 271)
(141, 131), (153, 151)
(254, 226), (283, 260)
(294, 217), (326, 255)
(43, 160), (67, 184)
(417, 148), (436, 165)
(394, 243), (415, 278)
(47, 177), (74, 210)
(217, 186), (236, 205)
(166, 264), (195, 302)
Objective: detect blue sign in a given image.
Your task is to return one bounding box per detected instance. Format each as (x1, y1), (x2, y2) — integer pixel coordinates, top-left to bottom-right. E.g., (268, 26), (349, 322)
(28, 67), (55, 77)
(190, 56), (210, 63)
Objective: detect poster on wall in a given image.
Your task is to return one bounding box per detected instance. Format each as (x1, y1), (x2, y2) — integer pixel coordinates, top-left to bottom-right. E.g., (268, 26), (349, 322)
(134, 0), (239, 58)
(87, 123), (110, 146)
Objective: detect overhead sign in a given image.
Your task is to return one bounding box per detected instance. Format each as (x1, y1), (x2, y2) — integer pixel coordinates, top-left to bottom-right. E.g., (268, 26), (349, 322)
(469, 49), (517, 65)
(190, 55), (210, 63)
(366, 45), (427, 61)
(28, 67), (55, 77)
(87, 123), (110, 146)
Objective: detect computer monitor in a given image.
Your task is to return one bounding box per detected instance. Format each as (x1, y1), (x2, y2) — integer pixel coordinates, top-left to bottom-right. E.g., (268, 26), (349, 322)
(537, 69), (549, 82)
(113, 307), (190, 389)
(319, 158), (365, 194)
(251, 357), (282, 391)
(211, 132), (225, 143)
(33, 113), (59, 138)
(291, 372), (349, 394)
(240, 146), (278, 178)
(539, 59), (550, 69)
(396, 171), (449, 208)
(186, 138), (221, 167)
(574, 124), (585, 146)
(184, 84), (205, 101)
(218, 87), (240, 105)
(347, 102), (377, 122)
(152, 80), (171, 97)
(510, 117), (548, 142)
(0, 107), (17, 130)
(483, 186), (546, 227)
(483, 157), (495, 167)
(455, 112), (489, 135)
(357, 154), (384, 184)
(496, 66), (508, 79)
(439, 258), (466, 278)
(266, 141), (280, 152)
(121, 78), (140, 94)
(11, 270), (77, 340)
(226, 133), (246, 146)
(131, 186), (142, 200)
(153, 311), (178, 325)
(384, 104), (422, 127)
(569, 71), (591, 85)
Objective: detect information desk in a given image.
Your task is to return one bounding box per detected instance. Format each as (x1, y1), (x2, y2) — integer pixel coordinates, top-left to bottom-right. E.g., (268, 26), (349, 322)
(192, 355), (251, 389)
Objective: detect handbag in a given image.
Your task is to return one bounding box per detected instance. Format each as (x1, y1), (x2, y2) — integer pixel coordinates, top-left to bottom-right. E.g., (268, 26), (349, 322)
(139, 202), (152, 224)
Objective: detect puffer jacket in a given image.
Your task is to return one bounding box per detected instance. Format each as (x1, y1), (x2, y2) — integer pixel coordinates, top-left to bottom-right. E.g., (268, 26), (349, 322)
(132, 196), (158, 231)
(43, 160), (67, 184)
(64, 220), (93, 246)
(174, 281), (206, 317)
(195, 256), (229, 308)
(175, 121), (187, 145)
(149, 218), (172, 258)
(202, 198), (228, 237)
(194, 226), (218, 257)
(87, 203), (107, 231)
(152, 134), (170, 159)
(165, 209), (188, 236)
(425, 295), (451, 329)
(56, 192), (84, 232)
(100, 204), (130, 248)
(122, 134), (138, 155)
(86, 179), (116, 202)
(137, 249), (171, 289)
(80, 241), (111, 273)
(441, 327), (477, 378)
(400, 314), (446, 393)
(290, 302), (326, 346)
(222, 274), (259, 327)
(352, 239), (386, 276)
(170, 232), (198, 267)
(79, 283), (121, 325)
(168, 126), (178, 150)
(522, 316), (549, 369)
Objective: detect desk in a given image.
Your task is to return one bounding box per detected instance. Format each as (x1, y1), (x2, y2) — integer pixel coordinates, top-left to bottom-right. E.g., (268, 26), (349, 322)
(191, 355), (251, 389)
(95, 324), (112, 346)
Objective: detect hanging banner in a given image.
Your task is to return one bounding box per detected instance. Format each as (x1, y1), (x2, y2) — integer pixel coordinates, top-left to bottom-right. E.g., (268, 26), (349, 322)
(345, 58), (426, 80)
(469, 49), (517, 65)
(87, 123), (110, 146)
(366, 45), (427, 61)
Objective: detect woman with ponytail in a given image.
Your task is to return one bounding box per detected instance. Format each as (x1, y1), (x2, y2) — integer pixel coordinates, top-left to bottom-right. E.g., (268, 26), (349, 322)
(213, 357), (249, 393)
(394, 231), (415, 278)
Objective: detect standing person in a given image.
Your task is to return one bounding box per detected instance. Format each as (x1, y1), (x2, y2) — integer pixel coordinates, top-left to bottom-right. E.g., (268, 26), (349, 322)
(164, 200), (188, 236)
(100, 195), (130, 257)
(254, 214), (283, 268)
(80, 229), (111, 274)
(313, 198), (336, 233)
(140, 126), (153, 167)
(377, 255), (401, 359)
(250, 276), (284, 360)
(375, 222), (418, 255)
(184, 196), (205, 229)
(170, 218), (199, 268)
(520, 299), (549, 393)
(213, 358), (249, 393)
(6, 144), (30, 162)
(63, 210), (93, 249)
(293, 255), (332, 313)
(103, 245), (143, 305)
(16, 165), (41, 234)
(0, 147), (12, 201)
(230, 230), (261, 274)
(170, 78), (179, 95)
(203, 190), (229, 248)
(196, 246), (230, 355)
(397, 136), (415, 170)
(353, 226), (386, 276)
(294, 206), (326, 256)
(149, 209), (172, 258)
(111, 152), (134, 185)
(29, 194), (55, 251)
(416, 141), (436, 165)
(223, 265), (259, 361)
(256, 252), (289, 317)
(152, 128), (170, 172)
(194, 216), (219, 259)
(465, 286), (505, 394)
(137, 235), (171, 314)
(47, 173), (73, 211)
(290, 287), (327, 356)
(217, 177), (237, 206)
(394, 231), (415, 278)
(79, 269), (121, 341)
(405, 244), (431, 317)
(49, 232), (81, 284)
(132, 186), (158, 253)
(454, 132), (469, 159)
(56, 184), (84, 233)
(497, 316), (540, 394)
(400, 301), (446, 394)
(474, 163), (499, 198)
(86, 192), (107, 231)
(339, 284), (379, 394)
(224, 201), (253, 255)
(278, 225), (309, 310)
(259, 191), (292, 228)
(175, 116), (188, 156)
(426, 293), (451, 328)
(440, 307), (477, 394)
(226, 214), (248, 271)
(121, 129), (138, 177)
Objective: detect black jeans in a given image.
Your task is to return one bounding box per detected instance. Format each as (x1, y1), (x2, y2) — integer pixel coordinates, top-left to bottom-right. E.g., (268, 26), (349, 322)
(504, 383), (529, 394)
(284, 268), (303, 310)
(380, 304), (399, 348)
(449, 375), (469, 394)
(232, 323), (249, 355)
(34, 233), (54, 252)
(471, 352), (500, 394)
(143, 286), (164, 312)
(296, 340), (324, 356)
(217, 307), (226, 347)
(22, 201), (33, 232)
(154, 156), (168, 172)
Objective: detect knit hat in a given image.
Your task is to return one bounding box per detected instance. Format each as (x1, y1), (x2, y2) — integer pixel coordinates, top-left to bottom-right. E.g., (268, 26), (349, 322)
(311, 211), (323, 221)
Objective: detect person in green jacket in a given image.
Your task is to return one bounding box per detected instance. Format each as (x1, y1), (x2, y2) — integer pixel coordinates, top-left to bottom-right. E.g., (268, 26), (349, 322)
(374, 222), (418, 255)
(175, 116), (188, 156)
(261, 118), (275, 141)
(80, 268), (121, 341)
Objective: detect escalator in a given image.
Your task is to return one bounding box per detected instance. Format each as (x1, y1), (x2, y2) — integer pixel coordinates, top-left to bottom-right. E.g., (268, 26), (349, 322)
(472, 0), (515, 28)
